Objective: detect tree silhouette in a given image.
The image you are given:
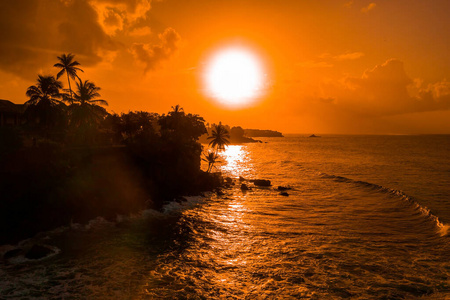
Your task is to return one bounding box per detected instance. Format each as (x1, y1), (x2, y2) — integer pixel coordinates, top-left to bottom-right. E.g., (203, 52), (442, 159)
(208, 123), (230, 153)
(70, 79), (108, 128)
(26, 75), (63, 105)
(202, 151), (221, 173)
(25, 75), (66, 128)
(159, 105), (206, 142)
(171, 104), (184, 115)
(54, 53), (83, 101)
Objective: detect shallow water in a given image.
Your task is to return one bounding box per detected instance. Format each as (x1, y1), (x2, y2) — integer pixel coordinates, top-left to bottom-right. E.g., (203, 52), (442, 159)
(1, 135), (449, 299)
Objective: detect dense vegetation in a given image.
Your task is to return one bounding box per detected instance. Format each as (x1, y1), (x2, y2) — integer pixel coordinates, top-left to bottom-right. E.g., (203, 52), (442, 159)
(0, 54), (224, 244)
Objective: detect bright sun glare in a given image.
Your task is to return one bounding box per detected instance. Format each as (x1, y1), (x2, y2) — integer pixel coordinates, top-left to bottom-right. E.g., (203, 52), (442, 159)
(204, 47), (265, 108)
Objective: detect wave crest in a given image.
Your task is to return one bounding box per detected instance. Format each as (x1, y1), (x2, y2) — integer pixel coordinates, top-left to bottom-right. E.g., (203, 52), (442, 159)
(319, 173), (448, 237)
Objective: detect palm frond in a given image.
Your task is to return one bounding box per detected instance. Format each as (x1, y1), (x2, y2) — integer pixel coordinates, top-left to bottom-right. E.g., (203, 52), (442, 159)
(89, 99), (108, 106)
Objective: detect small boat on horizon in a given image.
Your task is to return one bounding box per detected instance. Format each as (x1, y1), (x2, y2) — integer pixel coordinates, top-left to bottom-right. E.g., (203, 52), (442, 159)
(309, 134), (321, 138)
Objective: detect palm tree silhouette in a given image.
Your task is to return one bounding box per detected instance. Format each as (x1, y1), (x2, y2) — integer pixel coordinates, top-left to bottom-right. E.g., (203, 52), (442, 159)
(208, 123), (230, 153)
(25, 75), (66, 128)
(171, 104), (184, 115)
(26, 75), (64, 106)
(70, 79), (108, 128)
(168, 104), (184, 127)
(54, 53), (83, 101)
(202, 151), (221, 173)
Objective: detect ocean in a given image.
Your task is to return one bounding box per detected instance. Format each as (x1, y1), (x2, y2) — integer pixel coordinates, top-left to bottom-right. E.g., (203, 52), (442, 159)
(1, 135), (449, 299)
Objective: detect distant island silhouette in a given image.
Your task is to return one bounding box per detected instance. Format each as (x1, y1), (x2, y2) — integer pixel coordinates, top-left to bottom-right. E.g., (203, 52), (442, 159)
(245, 129), (284, 138)
(199, 125), (283, 145)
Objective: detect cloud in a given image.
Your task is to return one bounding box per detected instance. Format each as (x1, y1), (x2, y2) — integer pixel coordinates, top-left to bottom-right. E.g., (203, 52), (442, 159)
(300, 51), (364, 68)
(90, 0), (152, 36)
(344, 1), (354, 8)
(0, 0), (180, 80)
(318, 59), (450, 116)
(0, 0), (117, 78)
(100, 7), (125, 35)
(129, 26), (152, 37)
(129, 27), (181, 72)
(361, 3), (376, 13)
(334, 52), (365, 61)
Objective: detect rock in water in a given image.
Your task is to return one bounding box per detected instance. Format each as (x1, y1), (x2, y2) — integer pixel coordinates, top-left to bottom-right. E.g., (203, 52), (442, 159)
(25, 244), (54, 260)
(240, 183), (249, 191)
(277, 186), (292, 191)
(252, 179), (271, 187)
(280, 192), (289, 196)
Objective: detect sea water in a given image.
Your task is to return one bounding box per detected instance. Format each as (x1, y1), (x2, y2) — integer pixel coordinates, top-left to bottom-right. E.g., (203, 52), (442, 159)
(1, 135), (449, 299)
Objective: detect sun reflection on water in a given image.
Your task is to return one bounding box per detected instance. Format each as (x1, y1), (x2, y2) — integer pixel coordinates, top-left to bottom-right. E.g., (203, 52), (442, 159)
(219, 145), (252, 178)
(209, 199), (252, 270)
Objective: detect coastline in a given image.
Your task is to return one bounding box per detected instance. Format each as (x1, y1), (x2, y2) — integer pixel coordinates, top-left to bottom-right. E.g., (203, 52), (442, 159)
(0, 145), (223, 246)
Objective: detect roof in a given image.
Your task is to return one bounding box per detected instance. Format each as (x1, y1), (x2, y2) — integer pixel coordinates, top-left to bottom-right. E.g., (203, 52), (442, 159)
(0, 99), (26, 114)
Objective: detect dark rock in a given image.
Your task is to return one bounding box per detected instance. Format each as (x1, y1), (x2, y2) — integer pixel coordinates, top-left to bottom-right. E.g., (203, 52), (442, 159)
(239, 176), (246, 181)
(280, 192), (289, 196)
(216, 189), (225, 196)
(25, 244), (54, 260)
(4, 248), (22, 259)
(277, 186), (292, 191)
(240, 183), (249, 191)
(174, 197), (187, 203)
(251, 179), (271, 187)
(225, 177), (233, 184)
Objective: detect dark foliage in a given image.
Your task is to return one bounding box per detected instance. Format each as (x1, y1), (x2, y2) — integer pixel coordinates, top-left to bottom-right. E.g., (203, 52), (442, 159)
(0, 104), (221, 244)
(0, 53), (222, 244)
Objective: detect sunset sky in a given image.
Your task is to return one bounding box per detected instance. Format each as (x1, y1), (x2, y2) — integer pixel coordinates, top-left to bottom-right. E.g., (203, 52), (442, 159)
(1, 0), (449, 134)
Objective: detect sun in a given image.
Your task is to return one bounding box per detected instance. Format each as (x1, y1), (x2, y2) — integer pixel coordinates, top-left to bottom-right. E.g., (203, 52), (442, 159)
(204, 47), (265, 109)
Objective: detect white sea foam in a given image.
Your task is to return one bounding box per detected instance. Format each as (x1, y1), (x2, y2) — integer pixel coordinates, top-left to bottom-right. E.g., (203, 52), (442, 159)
(162, 195), (206, 214)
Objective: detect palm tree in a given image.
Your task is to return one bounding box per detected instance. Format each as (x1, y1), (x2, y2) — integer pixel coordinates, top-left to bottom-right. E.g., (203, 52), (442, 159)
(54, 53), (83, 101)
(171, 104), (184, 115)
(25, 75), (66, 128)
(208, 123), (230, 153)
(70, 79), (108, 128)
(26, 75), (63, 105)
(167, 104), (184, 129)
(202, 151), (221, 173)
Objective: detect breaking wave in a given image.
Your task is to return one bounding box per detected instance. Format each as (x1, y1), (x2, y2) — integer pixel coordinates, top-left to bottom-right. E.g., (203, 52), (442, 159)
(319, 172), (449, 236)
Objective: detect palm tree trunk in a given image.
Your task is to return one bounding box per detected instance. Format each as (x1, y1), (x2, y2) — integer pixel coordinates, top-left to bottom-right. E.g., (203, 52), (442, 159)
(67, 75), (73, 101)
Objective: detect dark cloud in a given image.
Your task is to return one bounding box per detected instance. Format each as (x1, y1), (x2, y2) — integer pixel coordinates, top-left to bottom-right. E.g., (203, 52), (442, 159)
(0, 0), (117, 78)
(130, 27), (181, 72)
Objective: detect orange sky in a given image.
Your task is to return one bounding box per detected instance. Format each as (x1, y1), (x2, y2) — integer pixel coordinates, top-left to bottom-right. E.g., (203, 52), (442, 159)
(1, 0), (449, 134)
